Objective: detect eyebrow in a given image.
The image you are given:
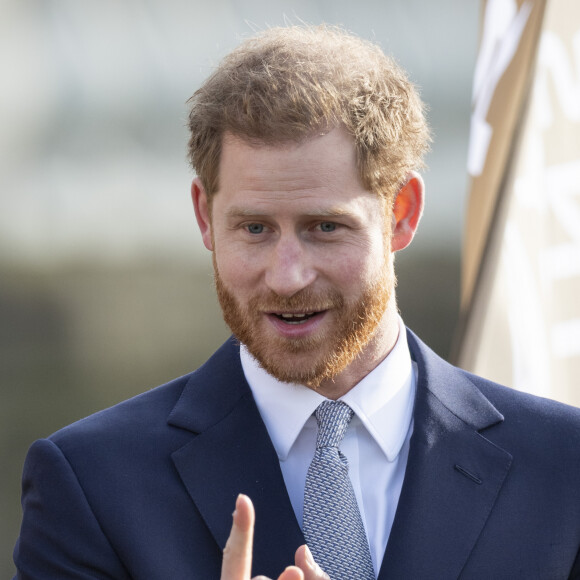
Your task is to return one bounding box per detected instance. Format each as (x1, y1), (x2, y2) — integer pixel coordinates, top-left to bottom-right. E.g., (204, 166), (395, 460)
(224, 206), (353, 218)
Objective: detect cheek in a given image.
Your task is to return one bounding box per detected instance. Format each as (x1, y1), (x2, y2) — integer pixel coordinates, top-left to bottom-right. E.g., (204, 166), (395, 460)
(321, 258), (372, 303)
(326, 239), (387, 285)
(214, 245), (261, 290)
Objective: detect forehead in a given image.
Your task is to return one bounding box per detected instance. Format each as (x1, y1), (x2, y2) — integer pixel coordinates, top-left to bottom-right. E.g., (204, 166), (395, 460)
(217, 128), (364, 202)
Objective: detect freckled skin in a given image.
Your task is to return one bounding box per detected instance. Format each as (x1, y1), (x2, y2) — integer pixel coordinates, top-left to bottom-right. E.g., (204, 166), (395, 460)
(192, 128), (423, 399)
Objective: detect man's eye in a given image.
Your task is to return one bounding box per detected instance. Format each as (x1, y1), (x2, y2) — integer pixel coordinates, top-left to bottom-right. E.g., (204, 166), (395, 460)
(319, 222), (336, 232)
(247, 223), (264, 234)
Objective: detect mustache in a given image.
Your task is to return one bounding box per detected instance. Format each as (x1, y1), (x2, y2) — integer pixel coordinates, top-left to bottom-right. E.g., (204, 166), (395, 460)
(248, 288), (344, 313)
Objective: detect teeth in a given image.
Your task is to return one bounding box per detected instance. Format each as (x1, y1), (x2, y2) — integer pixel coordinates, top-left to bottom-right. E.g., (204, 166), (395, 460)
(277, 312), (317, 324)
(280, 312), (312, 319)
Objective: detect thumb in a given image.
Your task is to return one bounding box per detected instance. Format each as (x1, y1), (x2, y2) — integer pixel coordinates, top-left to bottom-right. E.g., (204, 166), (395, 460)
(294, 545), (330, 579)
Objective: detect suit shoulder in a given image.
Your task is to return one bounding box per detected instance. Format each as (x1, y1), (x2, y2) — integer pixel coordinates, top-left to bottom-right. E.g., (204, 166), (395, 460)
(48, 372), (193, 450)
(468, 370), (580, 421)
(42, 339), (241, 457)
(407, 327), (580, 435)
(461, 371), (580, 454)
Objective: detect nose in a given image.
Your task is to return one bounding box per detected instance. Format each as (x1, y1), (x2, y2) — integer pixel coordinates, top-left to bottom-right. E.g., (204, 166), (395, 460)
(264, 235), (316, 297)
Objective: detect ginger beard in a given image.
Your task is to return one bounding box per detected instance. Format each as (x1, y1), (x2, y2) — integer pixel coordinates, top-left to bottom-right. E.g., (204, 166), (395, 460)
(213, 253), (395, 388)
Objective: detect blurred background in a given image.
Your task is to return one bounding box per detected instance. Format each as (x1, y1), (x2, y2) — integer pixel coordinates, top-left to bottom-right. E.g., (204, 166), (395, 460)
(1, 0), (478, 574)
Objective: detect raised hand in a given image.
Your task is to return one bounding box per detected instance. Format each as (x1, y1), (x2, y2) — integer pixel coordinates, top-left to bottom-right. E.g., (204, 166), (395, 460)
(221, 494), (329, 580)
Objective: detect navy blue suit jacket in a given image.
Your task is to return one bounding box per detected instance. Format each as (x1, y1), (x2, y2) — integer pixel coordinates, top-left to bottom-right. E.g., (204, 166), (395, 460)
(14, 330), (580, 578)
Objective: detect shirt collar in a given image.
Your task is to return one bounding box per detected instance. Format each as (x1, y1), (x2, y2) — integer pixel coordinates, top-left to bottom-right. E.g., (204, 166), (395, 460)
(240, 316), (416, 462)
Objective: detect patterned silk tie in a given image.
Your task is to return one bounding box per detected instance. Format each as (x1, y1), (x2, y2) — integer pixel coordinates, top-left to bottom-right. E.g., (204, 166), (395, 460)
(302, 400), (375, 580)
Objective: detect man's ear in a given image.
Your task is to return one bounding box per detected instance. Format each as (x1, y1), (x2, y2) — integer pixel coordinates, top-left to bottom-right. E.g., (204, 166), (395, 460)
(390, 172), (424, 252)
(191, 177), (214, 251)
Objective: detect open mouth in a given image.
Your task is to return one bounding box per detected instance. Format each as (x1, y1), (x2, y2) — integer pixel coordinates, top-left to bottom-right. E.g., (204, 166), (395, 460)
(272, 311), (321, 325)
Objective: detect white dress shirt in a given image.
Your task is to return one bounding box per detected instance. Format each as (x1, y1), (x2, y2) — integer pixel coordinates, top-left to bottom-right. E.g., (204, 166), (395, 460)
(240, 316), (417, 576)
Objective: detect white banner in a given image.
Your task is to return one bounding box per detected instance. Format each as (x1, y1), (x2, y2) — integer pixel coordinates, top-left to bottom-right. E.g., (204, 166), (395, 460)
(456, 0), (580, 407)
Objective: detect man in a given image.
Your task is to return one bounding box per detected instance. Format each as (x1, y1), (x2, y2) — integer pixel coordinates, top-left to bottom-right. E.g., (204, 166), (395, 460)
(14, 25), (580, 580)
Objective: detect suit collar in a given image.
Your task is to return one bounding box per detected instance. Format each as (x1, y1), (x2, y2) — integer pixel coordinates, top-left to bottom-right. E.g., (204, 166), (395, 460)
(167, 336), (248, 433)
(168, 337), (304, 578)
(407, 329), (504, 431)
(379, 330), (512, 578)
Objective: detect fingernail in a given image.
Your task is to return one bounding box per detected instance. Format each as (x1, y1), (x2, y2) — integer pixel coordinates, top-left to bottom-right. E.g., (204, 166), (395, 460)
(304, 544), (315, 568)
(233, 494), (242, 518)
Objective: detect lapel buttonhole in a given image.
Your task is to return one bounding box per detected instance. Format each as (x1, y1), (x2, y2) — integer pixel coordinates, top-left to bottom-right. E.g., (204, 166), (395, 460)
(454, 464), (483, 485)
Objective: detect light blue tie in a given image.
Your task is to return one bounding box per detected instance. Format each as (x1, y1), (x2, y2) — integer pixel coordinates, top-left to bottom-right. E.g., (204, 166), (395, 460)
(302, 401), (375, 580)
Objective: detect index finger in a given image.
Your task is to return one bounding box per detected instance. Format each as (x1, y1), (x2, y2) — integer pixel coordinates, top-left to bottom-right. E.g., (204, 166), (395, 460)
(221, 494), (255, 580)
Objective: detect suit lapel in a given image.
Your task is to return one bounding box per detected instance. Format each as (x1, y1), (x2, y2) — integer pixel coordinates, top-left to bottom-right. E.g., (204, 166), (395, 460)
(379, 331), (513, 579)
(168, 338), (304, 577)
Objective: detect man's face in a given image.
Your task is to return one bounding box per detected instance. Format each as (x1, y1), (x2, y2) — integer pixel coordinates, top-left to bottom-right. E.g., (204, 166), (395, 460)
(196, 128), (397, 392)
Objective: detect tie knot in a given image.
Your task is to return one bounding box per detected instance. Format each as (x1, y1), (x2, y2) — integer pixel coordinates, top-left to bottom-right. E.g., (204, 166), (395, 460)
(314, 400), (353, 449)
